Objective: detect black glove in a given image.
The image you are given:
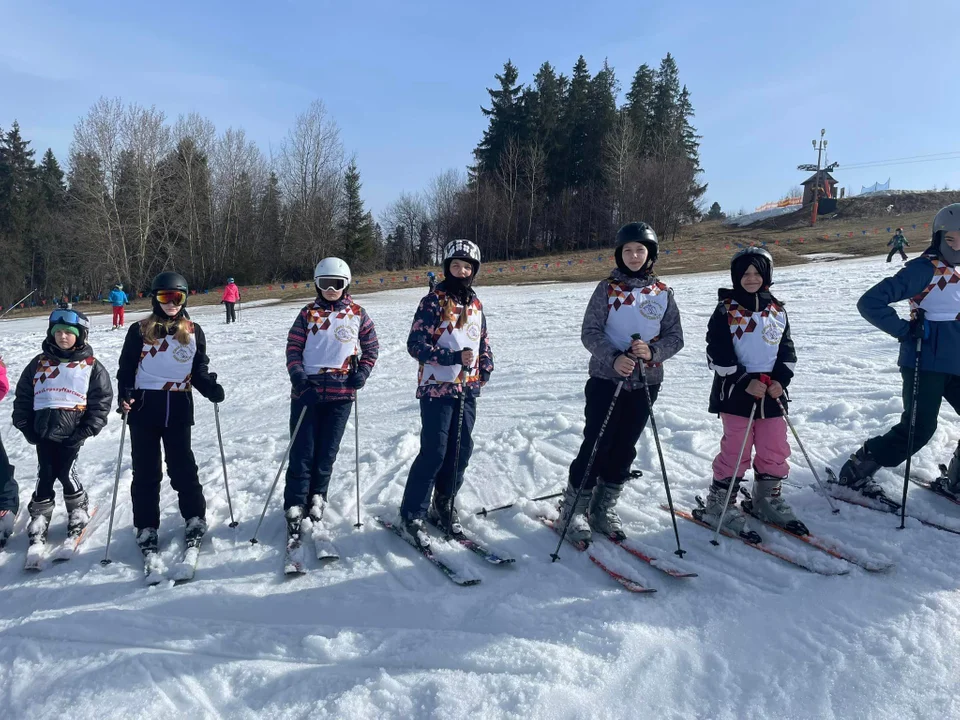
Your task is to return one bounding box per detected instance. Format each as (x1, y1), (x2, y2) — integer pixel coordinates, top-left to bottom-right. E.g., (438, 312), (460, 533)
(479, 369), (491, 384)
(909, 310), (929, 341)
(295, 377), (321, 406)
(347, 371), (367, 389)
(209, 384), (225, 403)
(62, 432), (86, 449)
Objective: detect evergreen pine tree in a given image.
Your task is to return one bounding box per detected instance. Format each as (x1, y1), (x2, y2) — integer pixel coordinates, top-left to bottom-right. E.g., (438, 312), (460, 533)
(650, 53), (681, 154)
(474, 60), (525, 175)
(706, 202), (724, 220)
(625, 64), (656, 155)
(561, 56), (592, 188)
(338, 160), (374, 270)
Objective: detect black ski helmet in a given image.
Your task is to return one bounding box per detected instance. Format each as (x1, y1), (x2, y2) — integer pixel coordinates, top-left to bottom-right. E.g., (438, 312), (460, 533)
(150, 271), (189, 317)
(616, 222), (659, 262)
(730, 246), (773, 288)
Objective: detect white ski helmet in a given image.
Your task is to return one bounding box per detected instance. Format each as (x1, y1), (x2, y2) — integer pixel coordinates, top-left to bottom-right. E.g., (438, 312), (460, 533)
(314, 257), (352, 291)
(443, 239), (481, 276)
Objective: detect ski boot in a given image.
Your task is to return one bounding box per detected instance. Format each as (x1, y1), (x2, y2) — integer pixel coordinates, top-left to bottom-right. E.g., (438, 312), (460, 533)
(555, 481), (593, 545)
(693, 478), (762, 543)
(184, 516), (207, 546)
(588, 478), (627, 541)
(0, 509), (14, 549)
(285, 506), (305, 546)
(64, 489), (90, 540)
(136, 527), (164, 581)
(931, 442), (960, 500)
(741, 474), (808, 535)
(428, 494), (463, 536)
(136, 527), (159, 555)
(399, 514), (431, 550)
(27, 496), (55, 547)
(836, 447), (900, 509)
(307, 493), (327, 525)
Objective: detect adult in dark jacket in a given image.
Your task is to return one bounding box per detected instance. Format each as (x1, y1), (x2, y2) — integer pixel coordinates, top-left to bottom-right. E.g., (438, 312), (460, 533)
(117, 272), (224, 564)
(695, 247), (801, 540)
(12, 308), (113, 546)
(837, 204), (960, 506)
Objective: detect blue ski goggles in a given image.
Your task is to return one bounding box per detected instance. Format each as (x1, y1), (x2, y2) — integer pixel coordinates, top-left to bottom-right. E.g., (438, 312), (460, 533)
(49, 309), (90, 329)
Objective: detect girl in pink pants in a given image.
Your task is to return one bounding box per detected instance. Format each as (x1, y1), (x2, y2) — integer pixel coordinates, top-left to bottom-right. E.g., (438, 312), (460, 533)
(694, 248), (804, 541)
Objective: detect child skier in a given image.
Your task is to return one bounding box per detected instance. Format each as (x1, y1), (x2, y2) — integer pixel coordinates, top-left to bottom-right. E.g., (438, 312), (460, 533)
(693, 247), (800, 540)
(557, 222), (684, 544)
(283, 258), (378, 559)
(108, 283), (130, 329)
(0, 356), (19, 546)
(221, 277), (240, 324)
(398, 239), (494, 546)
(836, 204), (960, 505)
(427, 271), (437, 292)
(117, 272), (225, 570)
(12, 308), (113, 550)
(887, 228), (909, 263)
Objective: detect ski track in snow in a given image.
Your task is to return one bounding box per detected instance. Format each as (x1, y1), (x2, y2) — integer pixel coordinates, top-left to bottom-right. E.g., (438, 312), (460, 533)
(1, 256), (960, 718)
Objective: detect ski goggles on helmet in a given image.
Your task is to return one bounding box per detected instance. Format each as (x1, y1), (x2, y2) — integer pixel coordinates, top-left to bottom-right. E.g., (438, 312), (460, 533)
(48, 309), (90, 329)
(315, 276), (346, 292)
(155, 290), (187, 305)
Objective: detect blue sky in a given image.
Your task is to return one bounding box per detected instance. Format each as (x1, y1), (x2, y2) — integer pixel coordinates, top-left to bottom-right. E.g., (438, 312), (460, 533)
(3, 0), (959, 219)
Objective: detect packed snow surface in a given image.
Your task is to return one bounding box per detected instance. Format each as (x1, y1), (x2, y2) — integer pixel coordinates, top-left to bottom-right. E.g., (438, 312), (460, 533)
(1, 255), (958, 719)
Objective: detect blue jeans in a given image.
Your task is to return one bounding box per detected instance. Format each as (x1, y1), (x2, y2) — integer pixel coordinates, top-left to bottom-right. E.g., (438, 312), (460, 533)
(400, 395), (477, 520)
(283, 398), (353, 510)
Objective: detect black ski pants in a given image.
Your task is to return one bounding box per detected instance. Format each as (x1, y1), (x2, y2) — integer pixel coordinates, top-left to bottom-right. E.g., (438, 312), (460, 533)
(865, 368), (960, 468)
(569, 377), (660, 490)
(400, 395), (477, 520)
(283, 397), (353, 510)
(129, 423), (205, 530)
(886, 247), (907, 262)
(0, 436), (19, 513)
(34, 439), (81, 502)
(225, 302), (237, 323)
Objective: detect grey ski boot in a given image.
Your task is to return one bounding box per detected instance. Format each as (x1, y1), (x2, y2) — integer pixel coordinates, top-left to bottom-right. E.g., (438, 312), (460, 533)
(836, 447), (899, 509)
(742, 474), (808, 535)
(556, 482), (592, 545)
(693, 478), (762, 543)
(588, 479), (626, 541)
(64, 489), (90, 538)
(27, 496), (55, 546)
(931, 441), (960, 499)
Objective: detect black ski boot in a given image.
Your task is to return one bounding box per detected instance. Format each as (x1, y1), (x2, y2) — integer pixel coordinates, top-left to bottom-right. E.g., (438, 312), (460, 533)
(64, 489), (90, 539)
(27, 496), (55, 547)
(136, 527), (159, 554)
(184, 516), (207, 546)
(836, 447), (900, 509)
(428, 494), (463, 536)
(285, 506), (305, 546)
(399, 515), (431, 550)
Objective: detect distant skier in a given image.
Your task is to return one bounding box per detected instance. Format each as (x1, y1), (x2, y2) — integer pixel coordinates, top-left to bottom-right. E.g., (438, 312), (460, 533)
(12, 308), (113, 553)
(0, 355), (18, 546)
(887, 228), (909, 263)
(427, 271), (437, 292)
(556, 222), (684, 544)
(398, 240), (494, 546)
(693, 247), (801, 540)
(282, 258), (378, 566)
(836, 204), (960, 505)
(107, 283), (130, 330)
(117, 272), (224, 574)
(221, 277), (241, 324)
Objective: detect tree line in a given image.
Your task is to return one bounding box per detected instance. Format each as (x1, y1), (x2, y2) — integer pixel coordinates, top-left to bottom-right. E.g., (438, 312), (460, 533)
(0, 53), (705, 307)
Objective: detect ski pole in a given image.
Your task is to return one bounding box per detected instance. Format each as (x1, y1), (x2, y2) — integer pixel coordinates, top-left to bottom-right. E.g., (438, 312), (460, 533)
(353, 389), (362, 529)
(100, 410), (128, 566)
(552, 376), (626, 561)
(0, 289), (37, 321)
(475, 491), (564, 517)
(636, 342), (686, 558)
(445, 387), (468, 540)
(899, 310), (926, 530)
(771, 396), (839, 514)
(214, 403), (238, 528)
(712, 401), (757, 547)
(249, 406), (308, 544)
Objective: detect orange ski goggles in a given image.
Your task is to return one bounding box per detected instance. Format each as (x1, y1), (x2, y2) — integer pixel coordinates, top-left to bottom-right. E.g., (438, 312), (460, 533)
(155, 290), (187, 306)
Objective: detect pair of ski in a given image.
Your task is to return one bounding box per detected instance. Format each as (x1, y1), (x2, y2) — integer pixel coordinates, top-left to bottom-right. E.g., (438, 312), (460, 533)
(823, 466), (960, 536)
(24, 506), (102, 571)
(374, 516), (514, 587)
(667, 499), (893, 575)
(143, 522), (207, 586)
(542, 517), (697, 594)
(284, 518), (340, 576)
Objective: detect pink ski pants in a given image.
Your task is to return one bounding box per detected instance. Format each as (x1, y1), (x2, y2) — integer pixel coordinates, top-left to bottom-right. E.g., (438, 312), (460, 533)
(712, 413), (790, 480)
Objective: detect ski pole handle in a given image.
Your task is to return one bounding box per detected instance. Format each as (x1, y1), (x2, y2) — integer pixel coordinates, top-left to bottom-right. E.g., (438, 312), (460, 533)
(759, 374), (771, 386)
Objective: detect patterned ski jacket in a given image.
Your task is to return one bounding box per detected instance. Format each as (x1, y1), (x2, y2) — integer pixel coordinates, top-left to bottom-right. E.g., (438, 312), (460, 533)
(286, 293), (378, 403)
(706, 288), (796, 419)
(117, 318), (220, 427)
(581, 269), (684, 391)
(407, 281), (494, 399)
(859, 247), (960, 376)
(888, 233), (909, 250)
(13, 339), (113, 444)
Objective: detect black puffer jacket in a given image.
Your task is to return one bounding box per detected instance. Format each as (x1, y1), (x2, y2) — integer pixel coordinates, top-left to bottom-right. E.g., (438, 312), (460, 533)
(117, 318), (221, 427)
(13, 339), (114, 445)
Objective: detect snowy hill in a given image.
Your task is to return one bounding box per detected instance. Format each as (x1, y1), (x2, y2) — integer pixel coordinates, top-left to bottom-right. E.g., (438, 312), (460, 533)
(1, 255), (958, 719)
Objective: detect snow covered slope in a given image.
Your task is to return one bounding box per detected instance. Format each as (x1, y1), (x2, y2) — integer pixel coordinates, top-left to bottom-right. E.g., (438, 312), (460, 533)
(0, 255), (957, 719)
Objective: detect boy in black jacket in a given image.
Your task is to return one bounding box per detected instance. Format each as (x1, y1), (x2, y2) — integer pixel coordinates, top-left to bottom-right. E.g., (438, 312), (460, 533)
(13, 308), (113, 549)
